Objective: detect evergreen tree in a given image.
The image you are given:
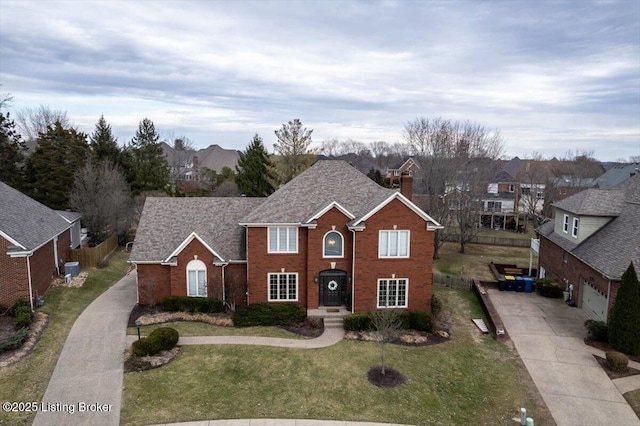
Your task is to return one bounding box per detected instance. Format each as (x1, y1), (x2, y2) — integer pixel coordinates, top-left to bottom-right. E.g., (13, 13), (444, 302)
(125, 118), (169, 195)
(24, 121), (89, 210)
(274, 118), (315, 183)
(235, 134), (278, 196)
(0, 111), (27, 187)
(367, 167), (389, 188)
(608, 263), (640, 355)
(90, 115), (120, 165)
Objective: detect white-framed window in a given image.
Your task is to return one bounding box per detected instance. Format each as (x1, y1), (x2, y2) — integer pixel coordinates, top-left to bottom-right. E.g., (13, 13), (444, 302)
(572, 217), (579, 238)
(377, 278), (408, 308)
(186, 259), (207, 297)
(268, 273), (298, 301)
(393, 170), (400, 176)
(508, 184), (515, 192)
(268, 227), (298, 253)
(563, 214), (569, 233)
(378, 230), (410, 258)
(323, 231), (344, 258)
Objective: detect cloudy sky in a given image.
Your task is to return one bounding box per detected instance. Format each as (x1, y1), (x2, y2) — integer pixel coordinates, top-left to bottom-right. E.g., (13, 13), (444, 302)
(1, 0), (639, 161)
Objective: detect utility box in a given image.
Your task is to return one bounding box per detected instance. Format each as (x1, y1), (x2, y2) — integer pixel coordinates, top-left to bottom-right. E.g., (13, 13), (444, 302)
(64, 261), (80, 277)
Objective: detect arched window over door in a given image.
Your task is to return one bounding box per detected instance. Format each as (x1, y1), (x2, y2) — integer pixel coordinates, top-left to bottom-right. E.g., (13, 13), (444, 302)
(186, 259), (207, 297)
(323, 231), (344, 258)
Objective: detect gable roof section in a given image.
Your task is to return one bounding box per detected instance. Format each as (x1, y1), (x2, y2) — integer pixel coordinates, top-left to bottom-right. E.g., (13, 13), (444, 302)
(595, 163), (640, 189)
(130, 197), (264, 263)
(540, 175), (640, 280)
(241, 160), (395, 225)
(56, 210), (82, 223)
(0, 182), (72, 253)
(553, 188), (625, 216)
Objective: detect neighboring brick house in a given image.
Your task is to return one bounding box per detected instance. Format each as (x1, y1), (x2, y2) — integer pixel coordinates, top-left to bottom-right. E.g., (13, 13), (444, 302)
(130, 160), (442, 312)
(536, 174), (640, 322)
(0, 182), (81, 309)
(386, 157), (420, 187)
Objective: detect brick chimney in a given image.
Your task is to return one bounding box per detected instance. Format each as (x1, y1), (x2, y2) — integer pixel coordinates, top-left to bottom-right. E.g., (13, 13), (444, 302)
(400, 172), (413, 201)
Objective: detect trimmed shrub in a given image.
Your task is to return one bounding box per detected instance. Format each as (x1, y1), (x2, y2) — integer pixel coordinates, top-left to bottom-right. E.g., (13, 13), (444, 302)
(162, 296), (224, 314)
(536, 278), (564, 298)
(431, 294), (442, 316)
(13, 305), (33, 330)
(608, 263), (640, 356)
(409, 310), (433, 332)
(132, 327), (179, 356)
(343, 312), (372, 331)
(605, 350), (629, 371)
(9, 299), (30, 316)
(0, 328), (30, 354)
(233, 303), (306, 327)
(585, 319), (608, 342)
(149, 327), (179, 351)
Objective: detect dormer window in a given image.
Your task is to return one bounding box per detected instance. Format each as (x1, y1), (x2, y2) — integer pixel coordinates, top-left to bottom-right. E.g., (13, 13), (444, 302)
(563, 214), (569, 233)
(572, 217), (579, 238)
(323, 231), (344, 258)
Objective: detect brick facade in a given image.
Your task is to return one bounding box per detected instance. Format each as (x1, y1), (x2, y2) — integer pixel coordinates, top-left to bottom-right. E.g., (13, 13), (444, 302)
(0, 229), (72, 308)
(538, 235), (619, 315)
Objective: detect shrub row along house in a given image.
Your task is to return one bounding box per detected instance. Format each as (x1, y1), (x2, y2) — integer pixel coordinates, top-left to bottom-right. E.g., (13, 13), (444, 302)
(0, 182), (82, 309)
(536, 173), (640, 322)
(130, 160), (442, 312)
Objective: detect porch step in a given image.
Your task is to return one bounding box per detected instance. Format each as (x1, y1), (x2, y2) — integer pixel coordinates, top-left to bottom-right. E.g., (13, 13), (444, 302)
(307, 306), (350, 318)
(323, 317), (344, 329)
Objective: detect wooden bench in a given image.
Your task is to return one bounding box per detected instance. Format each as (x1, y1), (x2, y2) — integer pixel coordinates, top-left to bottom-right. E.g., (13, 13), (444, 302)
(503, 267), (522, 275)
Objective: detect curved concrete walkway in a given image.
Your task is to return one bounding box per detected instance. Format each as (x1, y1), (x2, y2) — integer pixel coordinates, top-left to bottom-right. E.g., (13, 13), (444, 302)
(488, 289), (640, 426)
(33, 270), (137, 426)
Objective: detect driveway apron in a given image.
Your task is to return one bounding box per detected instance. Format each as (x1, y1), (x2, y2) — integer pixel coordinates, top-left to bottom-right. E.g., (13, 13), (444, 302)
(33, 270), (137, 426)
(488, 289), (640, 426)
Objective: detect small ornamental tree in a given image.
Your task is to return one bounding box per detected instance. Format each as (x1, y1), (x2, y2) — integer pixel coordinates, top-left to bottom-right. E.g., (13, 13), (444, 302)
(371, 308), (402, 375)
(608, 263), (640, 355)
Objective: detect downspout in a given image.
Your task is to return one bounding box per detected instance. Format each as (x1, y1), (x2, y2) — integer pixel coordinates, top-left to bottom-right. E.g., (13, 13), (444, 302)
(53, 236), (60, 275)
(221, 262), (229, 305)
(26, 255), (34, 310)
(245, 226), (250, 306)
(350, 228), (356, 312)
(605, 279), (611, 323)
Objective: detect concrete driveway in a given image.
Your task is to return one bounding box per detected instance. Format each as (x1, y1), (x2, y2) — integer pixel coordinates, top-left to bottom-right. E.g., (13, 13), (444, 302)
(33, 270), (137, 426)
(488, 289), (640, 426)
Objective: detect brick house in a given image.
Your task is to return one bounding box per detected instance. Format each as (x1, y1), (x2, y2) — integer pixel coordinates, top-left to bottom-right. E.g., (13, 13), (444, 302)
(130, 160), (442, 312)
(0, 182), (81, 309)
(536, 174), (640, 322)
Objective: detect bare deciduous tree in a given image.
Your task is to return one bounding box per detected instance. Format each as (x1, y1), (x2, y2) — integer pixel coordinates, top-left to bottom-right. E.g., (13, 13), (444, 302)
(163, 132), (195, 194)
(516, 152), (549, 230)
(371, 309), (403, 375)
(369, 140), (389, 159)
(16, 105), (71, 146)
(70, 158), (130, 243)
(319, 138), (340, 156)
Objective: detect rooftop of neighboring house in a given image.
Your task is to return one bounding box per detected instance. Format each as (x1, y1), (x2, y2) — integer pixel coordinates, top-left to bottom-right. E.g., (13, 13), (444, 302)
(595, 162), (640, 189)
(161, 143), (240, 172)
(0, 182), (74, 252)
(315, 153), (383, 174)
(537, 174), (640, 280)
(388, 157), (420, 172)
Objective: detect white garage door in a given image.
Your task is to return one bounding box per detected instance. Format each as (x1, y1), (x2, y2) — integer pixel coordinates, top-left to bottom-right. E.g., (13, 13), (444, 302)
(581, 281), (607, 322)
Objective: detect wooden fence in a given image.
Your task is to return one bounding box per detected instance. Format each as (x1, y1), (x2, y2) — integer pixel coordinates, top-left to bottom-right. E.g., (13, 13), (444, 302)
(67, 233), (118, 268)
(443, 234), (531, 248)
(433, 272), (473, 290)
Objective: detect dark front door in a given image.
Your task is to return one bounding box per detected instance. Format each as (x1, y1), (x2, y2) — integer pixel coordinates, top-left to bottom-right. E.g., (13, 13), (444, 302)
(319, 271), (347, 307)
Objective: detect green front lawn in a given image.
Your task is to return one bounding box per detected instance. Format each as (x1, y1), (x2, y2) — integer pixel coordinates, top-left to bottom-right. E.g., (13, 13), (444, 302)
(127, 322), (309, 339)
(121, 288), (554, 426)
(0, 248), (130, 426)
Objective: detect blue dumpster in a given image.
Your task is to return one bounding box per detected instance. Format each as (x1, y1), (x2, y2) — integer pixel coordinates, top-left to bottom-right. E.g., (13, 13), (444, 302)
(515, 276), (525, 292)
(523, 277), (534, 293)
(505, 275), (515, 291)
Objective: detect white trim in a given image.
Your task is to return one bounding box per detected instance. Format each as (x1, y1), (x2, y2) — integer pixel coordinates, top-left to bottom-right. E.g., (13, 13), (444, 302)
(267, 272), (299, 301)
(353, 192), (442, 229)
(323, 230), (344, 258)
(0, 230), (26, 250)
(239, 222), (301, 227)
(306, 201), (355, 222)
(350, 228), (356, 313)
(53, 236), (59, 275)
(378, 230), (410, 258)
(267, 226), (298, 253)
(27, 255), (34, 310)
(399, 157), (420, 171)
(562, 214), (569, 233)
(571, 217), (579, 238)
(186, 258), (207, 297)
(165, 232), (224, 263)
(376, 277), (409, 308)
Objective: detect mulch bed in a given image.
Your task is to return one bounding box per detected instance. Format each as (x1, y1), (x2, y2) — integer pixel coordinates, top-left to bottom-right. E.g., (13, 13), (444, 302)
(367, 366), (406, 388)
(0, 315), (15, 341)
(124, 347), (181, 373)
(345, 329), (450, 347)
(593, 355), (640, 380)
(0, 312), (49, 368)
(283, 317), (324, 338)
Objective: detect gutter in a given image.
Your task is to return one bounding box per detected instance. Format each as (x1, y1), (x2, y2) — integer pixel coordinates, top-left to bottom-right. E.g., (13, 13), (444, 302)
(26, 255), (34, 311)
(350, 228), (356, 312)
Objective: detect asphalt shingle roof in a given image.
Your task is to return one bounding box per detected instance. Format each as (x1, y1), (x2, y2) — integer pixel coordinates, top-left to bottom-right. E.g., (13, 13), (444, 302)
(553, 188), (625, 216)
(130, 197), (264, 262)
(0, 182), (72, 251)
(240, 160), (396, 225)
